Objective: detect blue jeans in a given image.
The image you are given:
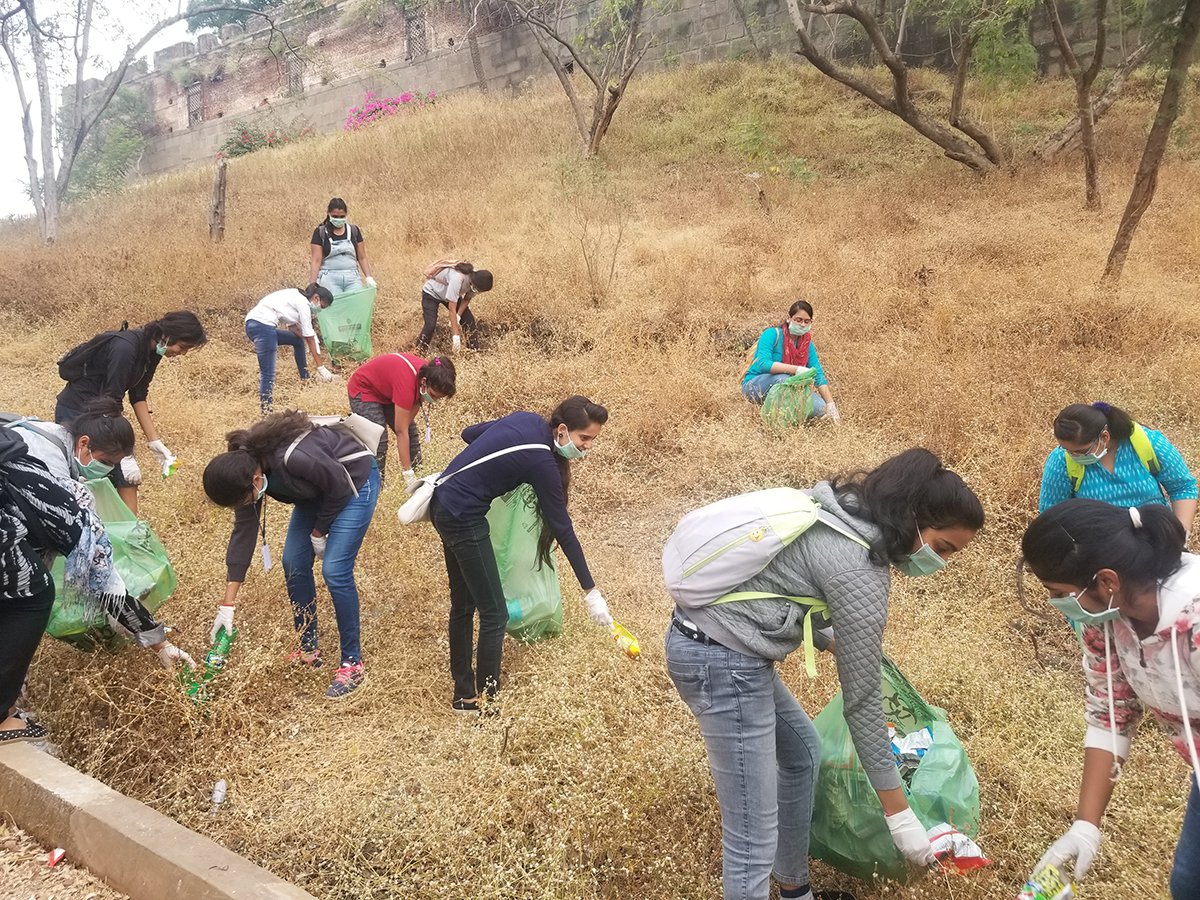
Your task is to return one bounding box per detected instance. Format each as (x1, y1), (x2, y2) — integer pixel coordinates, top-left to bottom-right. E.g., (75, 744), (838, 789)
(281, 466), (378, 665)
(318, 268), (362, 295)
(665, 623), (820, 900)
(246, 319), (308, 414)
(741, 375), (827, 418)
(1172, 776), (1200, 898)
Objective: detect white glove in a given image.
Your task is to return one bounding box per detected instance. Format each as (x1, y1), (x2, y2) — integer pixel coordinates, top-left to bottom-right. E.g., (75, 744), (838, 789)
(316, 366), (335, 382)
(147, 440), (175, 476)
(885, 808), (936, 866)
(402, 469), (418, 489)
(826, 401), (841, 425)
(583, 588), (614, 629)
(365, 276), (377, 288)
(155, 642), (196, 670)
(311, 533), (327, 560)
(451, 335), (461, 353)
(1036, 819), (1102, 881)
(119, 455), (143, 486)
(210, 605), (235, 644)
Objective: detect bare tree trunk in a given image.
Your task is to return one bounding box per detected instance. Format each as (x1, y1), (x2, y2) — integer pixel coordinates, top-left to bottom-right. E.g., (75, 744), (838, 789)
(1037, 40), (1151, 159)
(209, 157), (227, 242)
(894, 0), (910, 54)
(787, 0), (1002, 171)
(468, 31), (489, 94)
(1104, 0), (1200, 281)
(25, 0), (59, 242)
(0, 18), (46, 235)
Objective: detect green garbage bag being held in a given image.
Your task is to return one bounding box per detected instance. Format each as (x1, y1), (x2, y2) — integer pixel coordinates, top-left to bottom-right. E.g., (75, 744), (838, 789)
(809, 657), (981, 883)
(316, 284), (376, 364)
(47, 478), (177, 649)
(761, 368), (817, 429)
(486, 482), (563, 643)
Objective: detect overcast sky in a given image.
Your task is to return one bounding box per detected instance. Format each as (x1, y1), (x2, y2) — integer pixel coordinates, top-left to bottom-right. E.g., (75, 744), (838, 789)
(0, 2), (197, 218)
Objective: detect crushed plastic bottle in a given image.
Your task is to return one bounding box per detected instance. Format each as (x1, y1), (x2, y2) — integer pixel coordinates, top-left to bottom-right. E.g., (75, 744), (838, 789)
(613, 622), (640, 659)
(1017, 864), (1074, 900)
(211, 779), (227, 817)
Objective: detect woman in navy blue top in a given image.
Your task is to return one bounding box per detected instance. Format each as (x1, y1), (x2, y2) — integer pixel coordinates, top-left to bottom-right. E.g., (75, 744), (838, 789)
(431, 395), (613, 714)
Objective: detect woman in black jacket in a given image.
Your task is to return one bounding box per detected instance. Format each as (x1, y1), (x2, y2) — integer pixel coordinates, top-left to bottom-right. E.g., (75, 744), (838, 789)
(203, 410), (379, 702)
(55, 310), (207, 514)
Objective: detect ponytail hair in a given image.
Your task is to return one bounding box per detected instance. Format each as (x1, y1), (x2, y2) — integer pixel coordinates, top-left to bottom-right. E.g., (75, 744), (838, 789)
(1021, 498), (1185, 590)
(144, 310), (207, 350)
(66, 397), (134, 457)
(1054, 402), (1134, 446)
(830, 447), (984, 566)
(203, 410), (311, 508)
(535, 395), (610, 567)
(418, 356), (457, 397)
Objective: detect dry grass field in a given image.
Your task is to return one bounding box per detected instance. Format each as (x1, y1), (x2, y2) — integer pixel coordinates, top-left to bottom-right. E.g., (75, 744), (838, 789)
(2, 59), (1199, 899)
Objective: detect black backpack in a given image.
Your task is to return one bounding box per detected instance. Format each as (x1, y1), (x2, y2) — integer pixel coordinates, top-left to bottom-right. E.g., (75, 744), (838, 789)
(316, 223), (361, 259)
(57, 321), (129, 382)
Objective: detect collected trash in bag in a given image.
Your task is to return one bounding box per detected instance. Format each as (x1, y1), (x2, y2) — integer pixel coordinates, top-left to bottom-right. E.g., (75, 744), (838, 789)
(761, 368), (816, 429)
(927, 822), (991, 873)
(487, 483), (563, 643)
(810, 656), (982, 883)
(316, 284), (375, 363)
(47, 478), (177, 651)
(892, 725), (934, 782)
(1017, 864), (1074, 899)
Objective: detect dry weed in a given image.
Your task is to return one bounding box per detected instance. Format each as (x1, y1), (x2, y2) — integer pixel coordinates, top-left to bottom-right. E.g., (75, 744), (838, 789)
(1, 60), (1198, 899)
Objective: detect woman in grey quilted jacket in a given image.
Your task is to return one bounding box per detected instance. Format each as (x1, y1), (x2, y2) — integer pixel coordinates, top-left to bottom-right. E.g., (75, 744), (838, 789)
(667, 448), (983, 900)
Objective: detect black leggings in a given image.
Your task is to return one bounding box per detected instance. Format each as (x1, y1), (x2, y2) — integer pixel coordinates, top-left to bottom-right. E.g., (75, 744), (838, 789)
(0, 577), (55, 714)
(417, 291), (478, 351)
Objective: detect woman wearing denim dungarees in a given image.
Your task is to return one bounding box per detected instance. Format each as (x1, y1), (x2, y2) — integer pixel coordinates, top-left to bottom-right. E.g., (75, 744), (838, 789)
(309, 197), (375, 296)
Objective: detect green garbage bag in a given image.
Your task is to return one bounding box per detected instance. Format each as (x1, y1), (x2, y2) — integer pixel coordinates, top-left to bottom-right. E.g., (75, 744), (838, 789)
(47, 478), (178, 650)
(316, 284), (375, 363)
(486, 483), (563, 643)
(809, 657), (981, 883)
(761, 369), (816, 429)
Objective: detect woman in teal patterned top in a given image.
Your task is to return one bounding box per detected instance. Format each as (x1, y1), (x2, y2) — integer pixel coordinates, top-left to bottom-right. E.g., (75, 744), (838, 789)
(1038, 402), (1197, 535)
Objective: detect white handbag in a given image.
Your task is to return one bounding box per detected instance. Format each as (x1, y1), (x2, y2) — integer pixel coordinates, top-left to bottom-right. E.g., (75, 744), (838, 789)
(397, 443), (549, 525)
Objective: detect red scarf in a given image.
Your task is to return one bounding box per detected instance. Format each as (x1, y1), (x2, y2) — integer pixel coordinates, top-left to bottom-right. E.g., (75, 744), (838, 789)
(779, 327), (811, 369)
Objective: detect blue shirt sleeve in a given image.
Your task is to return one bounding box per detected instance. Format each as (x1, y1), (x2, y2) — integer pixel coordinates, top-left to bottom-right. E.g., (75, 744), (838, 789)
(743, 328), (782, 384)
(1147, 428), (1198, 501)
(1038, 448), (1071, 513)
(461, 420), (496, 444)
(807, 341), (827, 387)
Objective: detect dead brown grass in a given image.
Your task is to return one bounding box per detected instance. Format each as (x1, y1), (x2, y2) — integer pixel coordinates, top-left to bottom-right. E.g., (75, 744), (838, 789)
(2, 59), (1199, 899)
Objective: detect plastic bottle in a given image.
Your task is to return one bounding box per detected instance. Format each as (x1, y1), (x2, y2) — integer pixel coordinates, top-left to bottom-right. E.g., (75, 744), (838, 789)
(206, 625), (236, 671)
(613, 622), (640, 659)
(211, 779), (227, 817)
(1016, 865), (1074, 900)
(178, 626), (238, 703)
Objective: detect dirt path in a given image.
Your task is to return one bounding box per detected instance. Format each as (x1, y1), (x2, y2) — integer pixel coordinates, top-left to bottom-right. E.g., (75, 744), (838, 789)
(0, 823), (127, 900)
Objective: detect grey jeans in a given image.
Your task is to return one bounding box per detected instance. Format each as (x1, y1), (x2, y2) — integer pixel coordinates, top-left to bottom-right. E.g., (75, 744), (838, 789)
(666, 622), (820, 900)
(348, 394), (420, 480)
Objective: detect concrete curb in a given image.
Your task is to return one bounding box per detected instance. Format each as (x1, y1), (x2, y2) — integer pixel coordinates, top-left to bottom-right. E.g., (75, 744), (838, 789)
(0, 742), (316, 900)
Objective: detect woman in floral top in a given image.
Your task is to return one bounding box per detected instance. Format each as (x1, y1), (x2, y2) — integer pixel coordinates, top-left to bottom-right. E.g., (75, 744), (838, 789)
(1021, 498), (1200, 897)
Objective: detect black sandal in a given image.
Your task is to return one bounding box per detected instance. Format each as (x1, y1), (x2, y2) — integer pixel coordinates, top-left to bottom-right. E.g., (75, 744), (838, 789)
(0, 712), (47, 744)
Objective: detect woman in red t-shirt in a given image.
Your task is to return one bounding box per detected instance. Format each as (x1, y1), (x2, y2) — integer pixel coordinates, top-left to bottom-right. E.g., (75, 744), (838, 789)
(347, 354), (456, 485)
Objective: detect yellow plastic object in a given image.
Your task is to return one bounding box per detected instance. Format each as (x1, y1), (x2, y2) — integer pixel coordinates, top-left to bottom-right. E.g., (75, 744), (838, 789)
(162, 458), (180, 479)
(613, 622), (640, 659)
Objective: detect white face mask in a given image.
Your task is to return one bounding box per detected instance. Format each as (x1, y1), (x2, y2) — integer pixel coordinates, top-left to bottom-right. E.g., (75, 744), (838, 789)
(788, 321), (811, 336)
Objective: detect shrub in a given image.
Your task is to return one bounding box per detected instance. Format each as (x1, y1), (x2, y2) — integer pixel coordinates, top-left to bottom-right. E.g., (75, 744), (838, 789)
(344, 90), (437, 131)
(217, 119), (314, 158)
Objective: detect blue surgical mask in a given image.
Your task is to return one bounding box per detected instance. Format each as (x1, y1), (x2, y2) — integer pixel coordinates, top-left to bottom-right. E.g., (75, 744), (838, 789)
(1066, 435), (1107, 466)
(329, 217), (347, 228)
(896, 534), (947, 577)
(255, 474), (268, 502)
(554, 431), (586, 460)
(78, 456), (114, 479)
(155, 341), (169, 357)
(788, 322), (811, 336)
(1048, 580), (1120, 627)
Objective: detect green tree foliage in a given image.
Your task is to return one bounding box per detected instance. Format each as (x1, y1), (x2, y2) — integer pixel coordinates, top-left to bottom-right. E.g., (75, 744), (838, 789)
(184, 0), (277, 33)
(57, 87), (156, 203)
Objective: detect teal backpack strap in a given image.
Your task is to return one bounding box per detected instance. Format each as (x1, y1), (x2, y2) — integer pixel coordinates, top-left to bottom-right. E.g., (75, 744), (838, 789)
(711, 591), (830, 677)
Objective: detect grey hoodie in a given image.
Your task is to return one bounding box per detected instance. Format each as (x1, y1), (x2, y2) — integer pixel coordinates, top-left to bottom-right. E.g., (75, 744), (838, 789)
(686, 480), (900, 791)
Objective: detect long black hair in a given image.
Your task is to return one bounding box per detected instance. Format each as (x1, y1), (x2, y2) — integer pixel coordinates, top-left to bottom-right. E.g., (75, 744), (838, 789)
(418, 356), (456, 397)
(1054, 402), (1135, 446)
(144, 311), (208, 350)
(536, 396), (609, 567)
(830, 447), (984, 566)
(202, 410), (311, 507)
(1021, 498), (1185, 592)
(66, 397), (134, 458)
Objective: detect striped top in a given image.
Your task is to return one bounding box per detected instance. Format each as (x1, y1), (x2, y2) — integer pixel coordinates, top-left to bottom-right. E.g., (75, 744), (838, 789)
(1038, 426), (1197, 513)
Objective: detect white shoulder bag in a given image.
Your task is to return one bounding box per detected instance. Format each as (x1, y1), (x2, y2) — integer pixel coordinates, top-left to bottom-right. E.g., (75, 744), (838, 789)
(398, 443), (549, 525)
